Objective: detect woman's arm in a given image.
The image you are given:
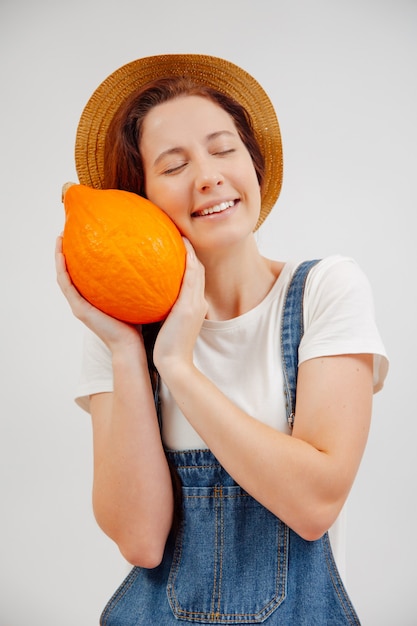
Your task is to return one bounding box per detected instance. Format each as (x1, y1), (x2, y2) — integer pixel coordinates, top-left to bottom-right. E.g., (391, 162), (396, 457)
(55, 236), (173, 567)
(154, 242), (374, 541)
(157, 352), (372, 541)
(90, 346), (174, 568)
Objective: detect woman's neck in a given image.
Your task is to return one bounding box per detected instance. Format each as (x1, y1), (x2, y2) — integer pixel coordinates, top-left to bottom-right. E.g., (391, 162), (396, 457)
(197, 236), (284, 321)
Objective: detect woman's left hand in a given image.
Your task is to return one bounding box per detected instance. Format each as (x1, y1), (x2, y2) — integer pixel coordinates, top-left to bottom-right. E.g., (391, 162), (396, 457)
(153, 239), (207, 378)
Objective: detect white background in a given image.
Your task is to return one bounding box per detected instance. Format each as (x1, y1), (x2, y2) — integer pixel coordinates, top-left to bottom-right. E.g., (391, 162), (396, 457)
(1, 1), (416, 624)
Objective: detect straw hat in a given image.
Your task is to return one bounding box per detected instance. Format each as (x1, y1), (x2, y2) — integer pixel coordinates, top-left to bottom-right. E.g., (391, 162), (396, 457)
(75, 54), (283, 229)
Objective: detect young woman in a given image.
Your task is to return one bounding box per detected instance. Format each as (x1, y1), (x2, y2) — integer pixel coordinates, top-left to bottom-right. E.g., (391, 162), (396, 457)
(56, 54), (388, 625)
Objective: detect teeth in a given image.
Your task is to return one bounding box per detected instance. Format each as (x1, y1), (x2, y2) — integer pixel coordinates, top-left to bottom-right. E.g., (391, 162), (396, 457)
(197, 200), (235, 216)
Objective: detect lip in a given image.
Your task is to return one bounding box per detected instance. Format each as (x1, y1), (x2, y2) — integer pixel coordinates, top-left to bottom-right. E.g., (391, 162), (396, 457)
(192, 198), (239, 218)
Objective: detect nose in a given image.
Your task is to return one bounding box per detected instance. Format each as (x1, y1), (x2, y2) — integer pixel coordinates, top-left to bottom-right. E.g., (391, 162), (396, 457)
(194, 158), (224, 192)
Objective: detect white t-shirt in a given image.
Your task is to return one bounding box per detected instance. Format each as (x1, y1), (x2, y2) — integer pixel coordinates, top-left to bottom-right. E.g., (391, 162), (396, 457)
(74, 255), (389, 580)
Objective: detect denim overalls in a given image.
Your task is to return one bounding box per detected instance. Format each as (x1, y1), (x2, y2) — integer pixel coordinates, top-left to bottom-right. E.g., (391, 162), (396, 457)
(100, 261), (361, 625)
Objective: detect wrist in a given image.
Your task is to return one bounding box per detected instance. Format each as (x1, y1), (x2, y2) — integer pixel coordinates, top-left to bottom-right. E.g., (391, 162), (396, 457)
(111, 333), (147, 367)
(157, 357), (197, 389)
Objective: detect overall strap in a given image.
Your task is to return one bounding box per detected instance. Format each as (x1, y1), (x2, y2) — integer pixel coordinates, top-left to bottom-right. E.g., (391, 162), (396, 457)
(281, 260), (320, 429)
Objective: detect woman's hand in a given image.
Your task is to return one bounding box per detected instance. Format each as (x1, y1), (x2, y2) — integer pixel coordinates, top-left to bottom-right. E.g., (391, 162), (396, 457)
(55, 235), (141, 352)
(153, 238), (208, 377)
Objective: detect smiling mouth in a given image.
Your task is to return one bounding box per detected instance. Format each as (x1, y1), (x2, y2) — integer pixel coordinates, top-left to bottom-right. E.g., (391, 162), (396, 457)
(192, 200), (237, 217)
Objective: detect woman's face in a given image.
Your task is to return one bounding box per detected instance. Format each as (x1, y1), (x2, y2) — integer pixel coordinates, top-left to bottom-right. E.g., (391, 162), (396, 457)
(140, 95), (261, 253)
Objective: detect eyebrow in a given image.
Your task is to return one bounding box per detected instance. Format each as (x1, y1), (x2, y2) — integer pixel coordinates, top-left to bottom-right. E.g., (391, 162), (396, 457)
(153, 130), (236, 167)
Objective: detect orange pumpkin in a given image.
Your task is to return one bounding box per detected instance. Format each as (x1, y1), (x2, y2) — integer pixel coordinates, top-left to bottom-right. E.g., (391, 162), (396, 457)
(62, 183), (186, 324)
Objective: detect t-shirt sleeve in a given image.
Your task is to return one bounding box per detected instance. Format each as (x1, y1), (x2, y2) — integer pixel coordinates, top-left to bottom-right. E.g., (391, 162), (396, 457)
(74, 329), (114, 413)
(299, 256), (389, 393)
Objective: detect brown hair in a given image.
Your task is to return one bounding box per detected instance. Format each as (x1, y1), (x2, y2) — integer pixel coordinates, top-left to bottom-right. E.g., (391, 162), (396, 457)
(103, 76), (265, 195)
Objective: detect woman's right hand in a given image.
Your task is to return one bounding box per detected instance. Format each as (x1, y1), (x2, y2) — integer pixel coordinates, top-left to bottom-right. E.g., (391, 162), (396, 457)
(55, 234), (142, 352)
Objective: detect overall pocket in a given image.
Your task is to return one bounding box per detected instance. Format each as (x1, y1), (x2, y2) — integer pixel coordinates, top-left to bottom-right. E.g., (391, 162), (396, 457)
(167, 484), (289, 624)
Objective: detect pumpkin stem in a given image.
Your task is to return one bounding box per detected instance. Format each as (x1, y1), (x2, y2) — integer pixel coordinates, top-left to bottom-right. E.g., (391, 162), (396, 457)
(61, 181), (77, 203)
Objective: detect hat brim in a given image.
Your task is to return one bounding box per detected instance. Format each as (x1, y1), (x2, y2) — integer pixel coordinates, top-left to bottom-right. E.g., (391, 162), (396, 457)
(75, 54), (283, 229)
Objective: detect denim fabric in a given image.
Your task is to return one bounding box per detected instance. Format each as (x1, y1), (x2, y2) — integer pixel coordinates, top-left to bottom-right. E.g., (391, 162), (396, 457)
(100, 261), (361, 625)
(281, 260), (319, 429)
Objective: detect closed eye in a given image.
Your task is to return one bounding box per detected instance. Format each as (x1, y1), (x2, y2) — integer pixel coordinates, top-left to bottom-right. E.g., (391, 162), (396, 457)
(163, 162), (187, 175)
(213, 148), (236, 157)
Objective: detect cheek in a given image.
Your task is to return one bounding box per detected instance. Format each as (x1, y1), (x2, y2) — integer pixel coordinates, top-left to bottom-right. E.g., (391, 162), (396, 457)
(146, 185), (185, 225)
(144, 180), (168, 209)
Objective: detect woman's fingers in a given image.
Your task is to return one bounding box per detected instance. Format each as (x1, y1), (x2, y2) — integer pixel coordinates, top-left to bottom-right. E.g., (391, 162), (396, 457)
(154, 241), (207, 372)
(55, 235), (93, 318)
(176, 238), (207, 311)
(54, 235), (141, 350)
